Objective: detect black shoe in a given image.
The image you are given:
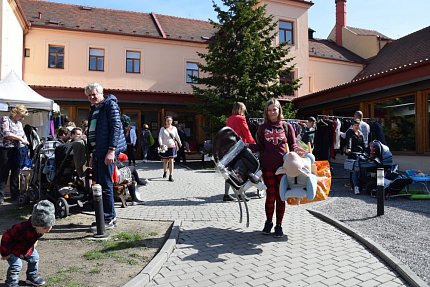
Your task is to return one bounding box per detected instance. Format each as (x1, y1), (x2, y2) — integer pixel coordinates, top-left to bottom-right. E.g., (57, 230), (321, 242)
(162, 172), (167, 178)
(223, 194), (235, 202)
(168, 175), (174, 182)
(136, 179), (148, 186)
(262, 221), (273, 235)
(274, 224), (284, 238)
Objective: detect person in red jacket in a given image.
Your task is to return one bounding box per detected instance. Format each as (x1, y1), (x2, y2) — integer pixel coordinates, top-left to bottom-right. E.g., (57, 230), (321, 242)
(250, 99), (305, 238)
(224, 102), (256, 202)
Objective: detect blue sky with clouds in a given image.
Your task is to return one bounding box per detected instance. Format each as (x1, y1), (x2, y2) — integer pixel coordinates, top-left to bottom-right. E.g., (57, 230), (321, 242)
(47, 0), (429, 39)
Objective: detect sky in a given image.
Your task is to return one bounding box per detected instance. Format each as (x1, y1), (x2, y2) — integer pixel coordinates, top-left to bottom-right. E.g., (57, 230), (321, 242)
(46, 0), (430, 39)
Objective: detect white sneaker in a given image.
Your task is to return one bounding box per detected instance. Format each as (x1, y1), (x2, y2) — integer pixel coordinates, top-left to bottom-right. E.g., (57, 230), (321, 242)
(354, 187), (360, 195)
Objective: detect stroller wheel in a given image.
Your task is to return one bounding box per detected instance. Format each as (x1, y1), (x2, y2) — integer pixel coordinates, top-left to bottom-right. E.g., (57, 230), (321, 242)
(56, 197), (70, 218)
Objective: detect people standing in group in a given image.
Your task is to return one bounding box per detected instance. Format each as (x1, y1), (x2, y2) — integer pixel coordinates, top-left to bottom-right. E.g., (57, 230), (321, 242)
(86, 82), (126, 230)
(301, 116), (316, 149)
(224, 102), (256, 202)
(250, 98), (305, 238)
(1, 200), (55, 287)
(56, 127), (70, 144)
(158, 116), (181, 182)
(354, 110), (370, 148)
(70, 127), (84, 142)
(0, 104), (30, 205)
(141, 124), (152, 162)
(345, 119), (366, 195)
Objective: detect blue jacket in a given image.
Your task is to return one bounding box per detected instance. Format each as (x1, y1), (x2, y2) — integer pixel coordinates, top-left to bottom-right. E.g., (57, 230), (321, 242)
(88, 94), (126, 158)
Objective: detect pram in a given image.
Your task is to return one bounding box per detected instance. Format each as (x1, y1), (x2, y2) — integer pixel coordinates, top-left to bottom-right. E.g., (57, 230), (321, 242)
(213, 127), (266, 226)
(345, 140), (412, 197)
(27, 139), (92, 218)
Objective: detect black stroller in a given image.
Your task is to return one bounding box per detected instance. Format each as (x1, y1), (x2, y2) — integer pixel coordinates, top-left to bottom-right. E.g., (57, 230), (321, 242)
(28, 139), (92, 218)
(348, 140), (412, 197)
(213, 127), (266, 226)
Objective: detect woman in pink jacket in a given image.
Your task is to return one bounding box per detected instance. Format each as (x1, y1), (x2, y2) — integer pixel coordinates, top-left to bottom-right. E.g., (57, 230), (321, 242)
(224, 102), (256, 201)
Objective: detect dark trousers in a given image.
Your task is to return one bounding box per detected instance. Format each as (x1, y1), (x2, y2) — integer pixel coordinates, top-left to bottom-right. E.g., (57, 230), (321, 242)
(93, 157), (116, 223)
(0, 147), (19, 200)
(176, 146), (186, 163)
(126, 144), (136, 165)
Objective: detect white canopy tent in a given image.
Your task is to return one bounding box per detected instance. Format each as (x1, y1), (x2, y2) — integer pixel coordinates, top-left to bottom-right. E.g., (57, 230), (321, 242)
(0, 70), (59, 137)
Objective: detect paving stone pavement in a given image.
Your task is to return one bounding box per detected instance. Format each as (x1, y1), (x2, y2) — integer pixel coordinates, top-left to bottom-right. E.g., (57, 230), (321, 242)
(117, 162), (409, 287)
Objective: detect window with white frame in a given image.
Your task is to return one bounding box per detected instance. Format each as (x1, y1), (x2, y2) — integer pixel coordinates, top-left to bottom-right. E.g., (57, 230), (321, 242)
(186, 62), (199, 83)
(126, 50), (141, 73)
(279, 20), (293, 45)
(89, 48), (105, 71)
(48, 45), (64, 69)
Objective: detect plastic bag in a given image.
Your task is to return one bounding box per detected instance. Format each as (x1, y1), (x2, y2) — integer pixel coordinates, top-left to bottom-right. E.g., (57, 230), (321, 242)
(287, 160), (331, 205)
(149, 133), (155, 147)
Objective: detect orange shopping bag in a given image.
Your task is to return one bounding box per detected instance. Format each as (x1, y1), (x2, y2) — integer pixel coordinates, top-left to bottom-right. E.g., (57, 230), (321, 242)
(287, 160), (332, 205)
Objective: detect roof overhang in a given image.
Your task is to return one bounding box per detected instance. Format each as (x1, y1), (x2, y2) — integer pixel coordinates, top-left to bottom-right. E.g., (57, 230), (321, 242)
(293, 60), (430, 109)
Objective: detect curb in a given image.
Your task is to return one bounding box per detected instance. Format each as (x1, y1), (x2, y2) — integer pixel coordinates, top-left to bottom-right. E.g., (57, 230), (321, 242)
(307, 209), (429, 287)
(123, 219), (182, 287)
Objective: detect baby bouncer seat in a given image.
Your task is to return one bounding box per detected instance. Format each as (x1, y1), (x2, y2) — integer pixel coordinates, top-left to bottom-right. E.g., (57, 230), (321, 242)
(213, 127), (266, 226)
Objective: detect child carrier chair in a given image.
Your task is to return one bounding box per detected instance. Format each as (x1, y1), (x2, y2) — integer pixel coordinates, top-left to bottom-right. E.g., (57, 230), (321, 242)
(213, 127), (266, 226)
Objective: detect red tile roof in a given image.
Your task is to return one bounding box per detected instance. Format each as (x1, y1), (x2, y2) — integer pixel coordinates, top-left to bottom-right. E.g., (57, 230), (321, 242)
(19, 0), (216, 42)
(353, 26), (430, 80)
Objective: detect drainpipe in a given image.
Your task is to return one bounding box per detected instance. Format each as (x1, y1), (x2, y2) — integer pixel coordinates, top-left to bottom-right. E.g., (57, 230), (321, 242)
(335, 0), (346, 46)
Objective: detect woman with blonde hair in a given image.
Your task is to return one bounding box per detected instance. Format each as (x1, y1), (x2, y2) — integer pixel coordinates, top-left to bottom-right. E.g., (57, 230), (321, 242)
(158, 116), (181, 182)
(250, 98), (305, 237)
(0, 104), (30, 204)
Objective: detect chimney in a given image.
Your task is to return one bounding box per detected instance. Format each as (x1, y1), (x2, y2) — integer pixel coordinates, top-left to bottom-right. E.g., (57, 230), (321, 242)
(335, 0), (346, 46)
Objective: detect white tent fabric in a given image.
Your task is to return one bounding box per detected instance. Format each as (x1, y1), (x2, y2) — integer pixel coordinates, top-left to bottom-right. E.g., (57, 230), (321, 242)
(0, 70), (58, 137)
(0, 70), (53, 111)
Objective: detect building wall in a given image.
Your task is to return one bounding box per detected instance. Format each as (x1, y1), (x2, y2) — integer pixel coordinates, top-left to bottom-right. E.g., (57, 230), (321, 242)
(328, 27), (381, 60)
(0, 0), (24, 79)
(261, 0), (311, 97)
(24, 28), (207, 92)
(309, 57), (363, 93)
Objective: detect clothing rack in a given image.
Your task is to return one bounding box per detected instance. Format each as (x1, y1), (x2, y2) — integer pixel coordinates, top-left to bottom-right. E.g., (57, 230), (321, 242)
(317, 115), (373, 121)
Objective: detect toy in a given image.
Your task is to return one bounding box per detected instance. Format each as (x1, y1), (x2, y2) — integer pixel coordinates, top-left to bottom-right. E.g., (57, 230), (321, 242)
(276, 146), (317, 202)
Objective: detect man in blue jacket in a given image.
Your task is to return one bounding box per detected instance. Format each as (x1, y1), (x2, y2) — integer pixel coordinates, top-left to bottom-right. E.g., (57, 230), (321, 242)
(85, 83), (126, 229)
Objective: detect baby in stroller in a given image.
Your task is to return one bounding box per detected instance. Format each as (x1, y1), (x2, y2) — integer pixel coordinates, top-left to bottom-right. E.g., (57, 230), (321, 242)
(213, 127), (266, 226)
(346, 140), (412, 197)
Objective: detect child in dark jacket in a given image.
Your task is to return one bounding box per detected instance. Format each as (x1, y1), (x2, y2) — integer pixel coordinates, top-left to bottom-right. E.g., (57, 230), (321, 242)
(1, 200), (55, 287)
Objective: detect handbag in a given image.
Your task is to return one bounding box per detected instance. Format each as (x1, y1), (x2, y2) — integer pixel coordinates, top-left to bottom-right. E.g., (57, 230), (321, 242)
(169, 132), (181, 149)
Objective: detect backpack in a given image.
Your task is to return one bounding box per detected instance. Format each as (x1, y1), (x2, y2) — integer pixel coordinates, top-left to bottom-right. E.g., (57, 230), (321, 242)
(149, 133), (155, 147)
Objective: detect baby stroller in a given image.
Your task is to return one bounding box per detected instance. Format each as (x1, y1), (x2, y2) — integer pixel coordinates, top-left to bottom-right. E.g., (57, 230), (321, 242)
(347, 140), (412, 197)
(28, 139), (92, 218)
(213, 127), (266, 226)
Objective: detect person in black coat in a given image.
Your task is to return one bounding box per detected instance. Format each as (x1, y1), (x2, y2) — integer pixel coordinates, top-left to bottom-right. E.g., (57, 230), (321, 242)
(345, 119), (366, 195)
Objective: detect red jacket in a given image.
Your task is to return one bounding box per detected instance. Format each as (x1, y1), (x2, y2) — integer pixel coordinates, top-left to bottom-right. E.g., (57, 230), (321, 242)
(226, 114), (256, 144)
(1, 219), (41, 258)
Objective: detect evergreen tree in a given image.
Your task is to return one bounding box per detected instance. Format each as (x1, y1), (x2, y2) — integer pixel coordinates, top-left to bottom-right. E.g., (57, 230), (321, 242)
(193, 0), (300, 135)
